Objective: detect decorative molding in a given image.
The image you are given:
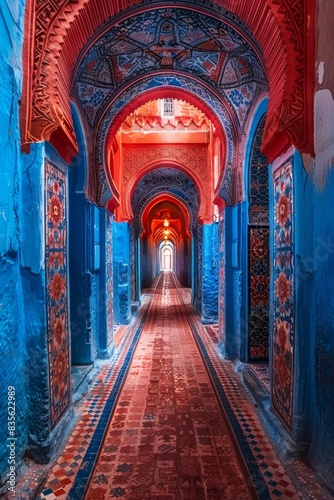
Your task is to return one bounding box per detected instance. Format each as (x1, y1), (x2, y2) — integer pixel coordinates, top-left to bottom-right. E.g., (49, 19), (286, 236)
(21, 0), (314, 168)
(122, 145), (210, 222)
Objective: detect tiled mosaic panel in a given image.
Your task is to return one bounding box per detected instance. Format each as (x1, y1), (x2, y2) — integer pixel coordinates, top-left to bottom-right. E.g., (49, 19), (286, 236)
(218, 211), (226, 347)
(249, 114), (269, 224)
(249, 227), (270, 360)
(45, 160), (70, 427)
(106, 212), (113, 345)
(272, 158), (294, 430)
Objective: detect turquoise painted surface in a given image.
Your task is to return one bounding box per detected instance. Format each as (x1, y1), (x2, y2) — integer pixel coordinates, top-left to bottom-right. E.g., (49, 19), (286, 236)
(0, 0), (30, 482)
(201, 223), (218, 324)
(113, 222), (131, 324)
(309, 165), (334, 489)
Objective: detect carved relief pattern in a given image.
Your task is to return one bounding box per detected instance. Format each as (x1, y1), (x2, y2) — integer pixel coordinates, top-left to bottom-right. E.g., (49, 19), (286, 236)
(74, 8), (266, 129)
(122, 145), (209, 219)
(30, 0), (84, 144)
(272, 158), (294, 430)
(131, 168), (199, 235)
(95, 75), (237, 207)
(263, 0), (311, 155)
(26, 0), (312, 178)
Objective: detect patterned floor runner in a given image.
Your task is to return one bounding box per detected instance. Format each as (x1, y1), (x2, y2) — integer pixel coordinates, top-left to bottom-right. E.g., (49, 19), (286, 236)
(35, 272), (332, 500)
(85, 272), (251, 499)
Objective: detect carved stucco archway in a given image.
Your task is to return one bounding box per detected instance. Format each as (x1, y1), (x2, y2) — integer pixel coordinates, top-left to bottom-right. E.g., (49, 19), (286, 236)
(21, 0), (315, 166)
(90, 76), (241, 208)
(120, 158), (210, 225)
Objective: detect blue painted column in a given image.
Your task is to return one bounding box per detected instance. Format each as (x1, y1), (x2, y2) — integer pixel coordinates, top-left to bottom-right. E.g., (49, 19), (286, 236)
(201, 223), (218, 324)
(223, 207), (240, 359)
(309, 164), (334, 488)
(68, 169), (95, 364)
(96, 209), (114, 359)
(191, 231), (198, 308)
(113, 222), (131, 324)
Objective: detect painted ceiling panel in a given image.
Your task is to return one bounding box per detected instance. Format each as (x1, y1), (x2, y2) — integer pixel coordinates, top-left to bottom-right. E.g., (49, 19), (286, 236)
(74, 7), (267, 129)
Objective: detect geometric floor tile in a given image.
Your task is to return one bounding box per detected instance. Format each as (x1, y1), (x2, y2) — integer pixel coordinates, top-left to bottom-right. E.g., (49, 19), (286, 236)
(32, 272), (333, 500)
(85, 272), (250, 499)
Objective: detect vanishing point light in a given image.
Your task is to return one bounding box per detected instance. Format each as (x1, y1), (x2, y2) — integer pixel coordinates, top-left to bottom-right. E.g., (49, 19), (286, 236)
(163, 217), (169, 227)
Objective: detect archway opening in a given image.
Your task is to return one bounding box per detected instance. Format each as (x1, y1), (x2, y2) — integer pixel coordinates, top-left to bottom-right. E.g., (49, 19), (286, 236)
(139, 199), (191, 290)
(112, 97), (218, 308)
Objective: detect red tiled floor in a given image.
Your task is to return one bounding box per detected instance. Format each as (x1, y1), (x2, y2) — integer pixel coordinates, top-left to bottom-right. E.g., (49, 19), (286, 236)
(34, 272), (333, 500)
(85, 273), (251, 499)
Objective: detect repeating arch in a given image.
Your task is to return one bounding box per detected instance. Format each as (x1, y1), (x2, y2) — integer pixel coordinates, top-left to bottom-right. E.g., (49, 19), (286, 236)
(122, 159), (209, 224)
(131, 168), (200, 236)
(21, 0), (315, 164)
(93, 74), (239, 208)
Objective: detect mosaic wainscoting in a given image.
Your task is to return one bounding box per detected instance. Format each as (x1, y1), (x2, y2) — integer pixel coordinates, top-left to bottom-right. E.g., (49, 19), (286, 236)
(249, 227), (270, 360)
(249, 114), (269, 226)
(272, 158), (294, 430)
(45, 160), (70, 427)
(248, 113), (270, 361)
(106, 212), (113, 345)
(218, 211), (226, 349)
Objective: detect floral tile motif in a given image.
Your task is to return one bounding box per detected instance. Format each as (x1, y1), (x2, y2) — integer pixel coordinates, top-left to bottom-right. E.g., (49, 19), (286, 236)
(272, 158), (294, 430)
(45, 160), (70, 427)
(249, 227), (270, 360)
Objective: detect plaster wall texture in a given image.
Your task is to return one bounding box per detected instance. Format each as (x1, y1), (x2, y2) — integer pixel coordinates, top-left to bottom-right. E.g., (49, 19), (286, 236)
(201, 224), (219, 324)
(113, 222), (131, 324)
(308, 6), (334, 487)
(309, 96), (334, 490)
(0, 0), (31, 481)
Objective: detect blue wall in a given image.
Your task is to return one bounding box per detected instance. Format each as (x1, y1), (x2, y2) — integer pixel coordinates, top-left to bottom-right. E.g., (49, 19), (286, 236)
(201, 223), (218, 324)
(309, 164), (334, 489)
(113, 222), (131, 324)
(0, 0), (30, 482)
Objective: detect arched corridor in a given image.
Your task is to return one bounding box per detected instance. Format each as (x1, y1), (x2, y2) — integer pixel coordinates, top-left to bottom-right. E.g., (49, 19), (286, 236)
(1, 0), (334, 498)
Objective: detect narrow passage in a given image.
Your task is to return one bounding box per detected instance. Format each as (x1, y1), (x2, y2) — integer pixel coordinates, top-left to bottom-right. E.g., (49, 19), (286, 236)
(85, 272), (251, 499)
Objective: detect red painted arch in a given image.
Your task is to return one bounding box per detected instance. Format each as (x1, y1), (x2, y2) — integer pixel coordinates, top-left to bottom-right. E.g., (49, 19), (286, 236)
(140, 195), (191, 240)
(120, 159), (210, 225)
(21, 0), (315, 164)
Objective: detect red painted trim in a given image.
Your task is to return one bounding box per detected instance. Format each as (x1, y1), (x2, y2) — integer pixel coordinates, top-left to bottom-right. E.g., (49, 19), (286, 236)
(22, 0), (315, 169)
